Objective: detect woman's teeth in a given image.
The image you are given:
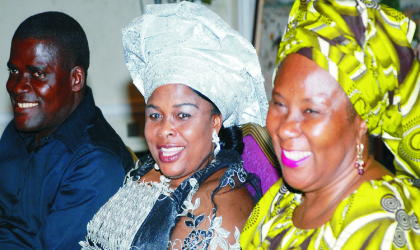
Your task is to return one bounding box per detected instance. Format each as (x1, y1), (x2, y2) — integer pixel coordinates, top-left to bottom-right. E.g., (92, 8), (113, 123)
(283, 150), (311, 161)
(18, 103), (38, 108)
(161, 147), (185, 156)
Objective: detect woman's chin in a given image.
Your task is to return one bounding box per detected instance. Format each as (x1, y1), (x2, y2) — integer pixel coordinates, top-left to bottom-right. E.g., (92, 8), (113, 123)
(282, 169), (312, 192)
(158, 162), (189, 179)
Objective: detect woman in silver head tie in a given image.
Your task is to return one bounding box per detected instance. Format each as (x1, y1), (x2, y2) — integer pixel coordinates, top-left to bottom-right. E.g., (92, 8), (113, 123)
(80, 2), (268, 250)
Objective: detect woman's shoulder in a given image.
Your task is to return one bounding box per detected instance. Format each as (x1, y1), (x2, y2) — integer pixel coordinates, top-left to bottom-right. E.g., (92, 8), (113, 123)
(127, 154), (155, 180)
(327, 175), (420, 248)
(239, 178), (302, 248)
(191, 153), (255, 205)
(345, 175), (420, 217)
(191, 149), (259, 191)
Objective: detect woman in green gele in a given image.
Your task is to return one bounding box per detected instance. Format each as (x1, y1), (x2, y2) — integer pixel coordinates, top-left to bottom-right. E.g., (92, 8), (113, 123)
(240, 0), (420, 249)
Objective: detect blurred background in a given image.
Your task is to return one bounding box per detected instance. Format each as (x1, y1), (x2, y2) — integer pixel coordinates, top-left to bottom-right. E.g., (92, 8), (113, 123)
(0, 0), (419, 156)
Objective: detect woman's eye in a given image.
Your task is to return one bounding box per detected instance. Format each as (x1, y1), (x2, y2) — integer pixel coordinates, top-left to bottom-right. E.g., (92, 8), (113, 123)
(273, 100), (284, 107)
(149, 113), (161, 120)
(177, 113), (191, 119)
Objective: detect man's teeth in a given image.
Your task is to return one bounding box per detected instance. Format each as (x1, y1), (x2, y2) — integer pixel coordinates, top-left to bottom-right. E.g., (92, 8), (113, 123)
(283, 150), (311, 161)
(161, 147), (184, 157)
(18, 103), (38, 108)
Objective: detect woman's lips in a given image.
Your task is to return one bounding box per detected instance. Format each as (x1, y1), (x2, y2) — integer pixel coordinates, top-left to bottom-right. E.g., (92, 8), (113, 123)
(281, 149), (312, 168)
(158, 146), (185, 163)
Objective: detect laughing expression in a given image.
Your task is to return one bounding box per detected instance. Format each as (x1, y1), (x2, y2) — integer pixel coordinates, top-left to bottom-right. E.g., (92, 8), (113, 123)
(267, 53), (363, 191)
(145, 84), (221, 186)
(6, 38), (76, 140)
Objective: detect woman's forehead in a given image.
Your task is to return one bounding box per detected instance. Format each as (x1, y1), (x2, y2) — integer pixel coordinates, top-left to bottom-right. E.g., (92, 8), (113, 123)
(275, 53), (343, 97)
(147, 84), (210, 108)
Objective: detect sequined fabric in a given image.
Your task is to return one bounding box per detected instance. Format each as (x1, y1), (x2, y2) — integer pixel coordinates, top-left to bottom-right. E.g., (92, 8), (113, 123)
(79, 164), (174, 250)
(122, 2), (268, 127)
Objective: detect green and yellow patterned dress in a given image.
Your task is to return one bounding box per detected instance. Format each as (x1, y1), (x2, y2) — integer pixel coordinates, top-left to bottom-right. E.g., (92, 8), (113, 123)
(240, 0), (420, 249)
(240, 176), (420, 249)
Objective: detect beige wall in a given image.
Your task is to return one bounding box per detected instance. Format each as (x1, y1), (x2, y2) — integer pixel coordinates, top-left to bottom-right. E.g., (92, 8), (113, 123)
(0, 0), (244, 152)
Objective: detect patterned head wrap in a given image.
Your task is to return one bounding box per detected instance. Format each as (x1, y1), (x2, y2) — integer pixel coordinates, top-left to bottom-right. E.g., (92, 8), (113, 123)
(122, 2), (268, 127)
(276, 0), (420, 178)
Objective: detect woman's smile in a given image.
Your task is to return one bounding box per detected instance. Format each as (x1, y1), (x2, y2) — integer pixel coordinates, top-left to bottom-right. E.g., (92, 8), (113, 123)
(281, 149), (312, 168)
(158, 146), (185, 163)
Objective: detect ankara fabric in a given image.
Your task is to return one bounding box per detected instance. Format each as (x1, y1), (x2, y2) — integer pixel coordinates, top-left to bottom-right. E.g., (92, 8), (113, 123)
(122, 1), (268, 127)
(239, 0), (420, 249)
(240, 177), (420, 249)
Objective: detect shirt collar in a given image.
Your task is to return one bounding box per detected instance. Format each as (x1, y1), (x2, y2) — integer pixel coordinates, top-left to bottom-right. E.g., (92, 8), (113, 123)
(50, 86), (96, 152)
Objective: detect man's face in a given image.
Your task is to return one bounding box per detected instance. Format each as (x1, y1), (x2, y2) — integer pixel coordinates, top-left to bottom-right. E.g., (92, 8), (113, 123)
(6, 38), (76, 138)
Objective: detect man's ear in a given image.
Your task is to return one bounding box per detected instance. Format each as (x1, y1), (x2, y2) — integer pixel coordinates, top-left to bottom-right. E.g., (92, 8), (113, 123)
(71, 66), (85, 93)
(212, 114), (223, 133)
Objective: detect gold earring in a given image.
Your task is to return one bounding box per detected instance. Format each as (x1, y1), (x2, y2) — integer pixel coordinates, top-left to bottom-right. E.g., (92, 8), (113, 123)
(355, 144), (365, 175)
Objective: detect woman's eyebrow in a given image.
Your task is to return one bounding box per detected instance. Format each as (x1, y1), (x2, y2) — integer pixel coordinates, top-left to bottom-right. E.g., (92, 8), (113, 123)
(173, 103), (199, 109)
(273, 92), (283, 99)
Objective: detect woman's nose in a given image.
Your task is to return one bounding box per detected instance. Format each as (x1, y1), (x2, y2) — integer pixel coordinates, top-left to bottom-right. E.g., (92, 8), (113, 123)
(277, 113), (302, 141)
(158, 118), (176, 138)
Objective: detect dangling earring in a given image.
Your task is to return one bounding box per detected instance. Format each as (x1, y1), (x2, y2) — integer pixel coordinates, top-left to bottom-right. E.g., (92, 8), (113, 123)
(355, 144), (365, 175)
(212, 129), (220, 157)
(154, 163), (160, 171)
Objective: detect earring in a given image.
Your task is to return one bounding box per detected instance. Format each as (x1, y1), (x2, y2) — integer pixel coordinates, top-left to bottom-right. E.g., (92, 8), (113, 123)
(154, 163), (160, 171)
(212, 129), (220, 157)
(355, 144), (365, 175)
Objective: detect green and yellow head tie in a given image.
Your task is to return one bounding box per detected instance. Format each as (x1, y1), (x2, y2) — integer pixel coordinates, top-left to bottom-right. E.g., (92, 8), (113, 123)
(276, 0), (420, 178)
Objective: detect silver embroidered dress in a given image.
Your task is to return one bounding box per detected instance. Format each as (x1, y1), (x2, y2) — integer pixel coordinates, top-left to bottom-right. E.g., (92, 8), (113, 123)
(80, 150), (261, 250)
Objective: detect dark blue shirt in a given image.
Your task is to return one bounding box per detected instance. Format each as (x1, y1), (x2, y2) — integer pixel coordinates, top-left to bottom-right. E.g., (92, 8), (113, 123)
(0, 87), (134, 250)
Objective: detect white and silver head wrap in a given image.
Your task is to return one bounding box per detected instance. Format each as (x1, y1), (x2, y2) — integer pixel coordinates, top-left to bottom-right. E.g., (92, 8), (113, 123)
(122, 1), (268, 127)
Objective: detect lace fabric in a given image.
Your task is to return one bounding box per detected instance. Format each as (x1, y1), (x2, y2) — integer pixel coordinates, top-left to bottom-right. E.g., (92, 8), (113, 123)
(169, 175), (242, 250)
(80, 174), (174, 250)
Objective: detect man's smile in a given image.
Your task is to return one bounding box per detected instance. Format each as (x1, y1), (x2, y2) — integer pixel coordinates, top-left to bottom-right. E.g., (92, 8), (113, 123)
(17, 102), (38, 108)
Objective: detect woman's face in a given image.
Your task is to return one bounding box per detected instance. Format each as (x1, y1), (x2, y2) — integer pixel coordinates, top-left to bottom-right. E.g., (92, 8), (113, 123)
(145, 84), (222, 185)
(267, 53), (366, 192)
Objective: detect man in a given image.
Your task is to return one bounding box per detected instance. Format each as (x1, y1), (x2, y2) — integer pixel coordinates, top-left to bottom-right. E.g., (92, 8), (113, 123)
(0, 12), (134, 249)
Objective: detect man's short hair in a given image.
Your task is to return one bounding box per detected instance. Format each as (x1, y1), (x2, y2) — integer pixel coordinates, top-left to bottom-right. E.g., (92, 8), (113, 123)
(13, 11), (90, 74)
